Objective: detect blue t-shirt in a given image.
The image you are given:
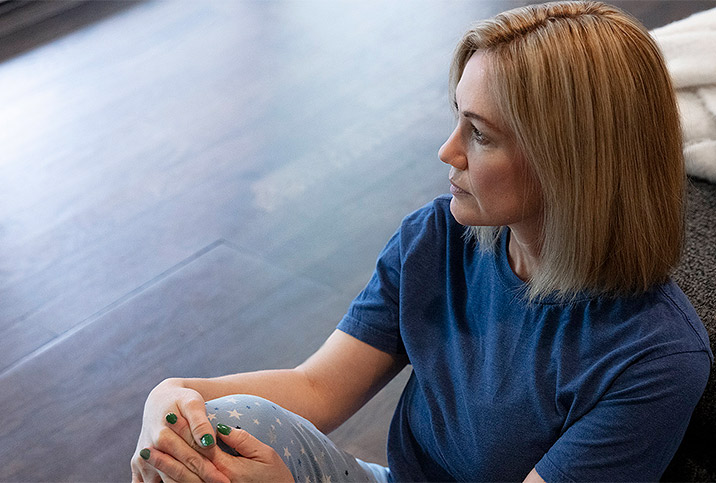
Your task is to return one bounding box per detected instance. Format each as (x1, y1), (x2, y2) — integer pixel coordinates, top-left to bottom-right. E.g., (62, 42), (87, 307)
(337, 195), (712, 482)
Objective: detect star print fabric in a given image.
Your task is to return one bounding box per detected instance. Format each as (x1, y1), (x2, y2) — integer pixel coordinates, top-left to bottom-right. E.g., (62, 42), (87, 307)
(205, 395), (389, 483)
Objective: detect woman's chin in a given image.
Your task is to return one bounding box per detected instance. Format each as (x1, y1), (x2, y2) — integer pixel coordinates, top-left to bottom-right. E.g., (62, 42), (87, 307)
(449, 197), (481, 226)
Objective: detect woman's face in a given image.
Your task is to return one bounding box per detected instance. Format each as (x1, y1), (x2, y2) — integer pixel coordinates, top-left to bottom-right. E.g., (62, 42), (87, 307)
(439, 51), (542, 232)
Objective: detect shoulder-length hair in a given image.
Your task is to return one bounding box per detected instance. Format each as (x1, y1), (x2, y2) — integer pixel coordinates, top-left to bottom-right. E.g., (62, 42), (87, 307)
(451, 1), (685, 302)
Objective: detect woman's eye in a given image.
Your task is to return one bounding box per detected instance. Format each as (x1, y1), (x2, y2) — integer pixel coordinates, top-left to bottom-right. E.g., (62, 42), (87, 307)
(471, 127), (488, 145)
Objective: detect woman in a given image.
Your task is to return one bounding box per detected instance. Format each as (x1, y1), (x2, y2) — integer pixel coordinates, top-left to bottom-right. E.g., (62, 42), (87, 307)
(132, 2), (712, 481)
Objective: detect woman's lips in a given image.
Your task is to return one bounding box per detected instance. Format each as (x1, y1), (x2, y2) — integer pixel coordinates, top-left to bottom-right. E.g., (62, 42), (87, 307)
(450, 181), (469, 195)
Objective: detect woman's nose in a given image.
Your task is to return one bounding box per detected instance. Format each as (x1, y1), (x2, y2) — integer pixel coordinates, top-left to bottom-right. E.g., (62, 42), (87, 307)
(438, 127), (466, 169)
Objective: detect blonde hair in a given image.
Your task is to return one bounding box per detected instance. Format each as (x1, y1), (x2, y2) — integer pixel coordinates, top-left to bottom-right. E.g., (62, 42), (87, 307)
(451, 1), (685, 302)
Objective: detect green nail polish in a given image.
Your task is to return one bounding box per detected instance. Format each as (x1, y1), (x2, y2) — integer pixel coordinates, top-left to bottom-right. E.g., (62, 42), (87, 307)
(200, 433), (214, 447)
(217, 423), (231, 435)
(140, 448), (150, 460)
(165, 412), (177, 424)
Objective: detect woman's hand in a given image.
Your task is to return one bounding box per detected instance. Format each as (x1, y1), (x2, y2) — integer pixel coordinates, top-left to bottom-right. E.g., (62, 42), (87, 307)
(130, 378), (228, 483)
(208, 424), (293, 482)
(140, 422), (293, 483)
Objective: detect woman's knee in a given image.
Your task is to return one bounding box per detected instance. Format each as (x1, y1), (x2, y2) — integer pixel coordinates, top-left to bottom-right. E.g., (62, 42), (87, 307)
(204, 394), (380, 482)
(205, 394), (282, 431)
(205, 394), (284, 456)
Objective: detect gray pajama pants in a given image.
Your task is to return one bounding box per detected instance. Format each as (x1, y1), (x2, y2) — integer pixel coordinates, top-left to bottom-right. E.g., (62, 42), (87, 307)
(205, 395), (390, 483)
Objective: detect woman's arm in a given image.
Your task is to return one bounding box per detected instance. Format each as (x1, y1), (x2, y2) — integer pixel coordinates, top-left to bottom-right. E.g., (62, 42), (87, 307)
(132, 329), (407, 482)
(179, 329), (407, 432)
(296, 329), (409, 432)
(526, 351), (710, 481)
(523, 468), (546, 483)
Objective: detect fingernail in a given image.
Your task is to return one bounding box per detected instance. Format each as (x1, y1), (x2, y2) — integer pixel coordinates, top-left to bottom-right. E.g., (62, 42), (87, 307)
(200, 433), (215, 447)
(217, 423), (231, 435)
(140, 448), (150, 460)
(165, 412), (177, 424)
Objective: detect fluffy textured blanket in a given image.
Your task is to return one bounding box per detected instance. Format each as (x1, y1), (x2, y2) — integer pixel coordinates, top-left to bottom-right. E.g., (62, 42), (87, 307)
(651, 8), (716, 184)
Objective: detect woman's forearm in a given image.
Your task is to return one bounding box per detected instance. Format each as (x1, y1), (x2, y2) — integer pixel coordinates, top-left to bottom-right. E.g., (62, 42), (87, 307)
(170, 330), (406, 434)
(174, 368), (328, 428)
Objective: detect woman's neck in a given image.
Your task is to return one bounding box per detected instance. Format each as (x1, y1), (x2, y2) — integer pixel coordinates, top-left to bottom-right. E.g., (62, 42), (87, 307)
(506, 226), (542, 282)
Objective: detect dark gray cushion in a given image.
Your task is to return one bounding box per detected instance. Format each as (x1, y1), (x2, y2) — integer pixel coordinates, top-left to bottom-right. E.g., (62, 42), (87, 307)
(663, 177), (716, 481)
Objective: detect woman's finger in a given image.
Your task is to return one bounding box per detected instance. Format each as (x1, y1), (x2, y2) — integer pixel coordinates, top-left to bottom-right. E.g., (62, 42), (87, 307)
(132, 450), (161, 483)
(177, 395), (218, 449)
(130, 458), (144, 483)
(213, 424), (285, 464)
(154, 427), (229, 483)
(215, 424), (266, 460)
(211, 424), (293, 482)
(139, 447), (209, 483)
(164, 410), (202, 449)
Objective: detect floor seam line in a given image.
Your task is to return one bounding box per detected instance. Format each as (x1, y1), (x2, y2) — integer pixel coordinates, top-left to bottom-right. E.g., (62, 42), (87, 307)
(0, 239), (227, 379)
(218, 238), (341, 294)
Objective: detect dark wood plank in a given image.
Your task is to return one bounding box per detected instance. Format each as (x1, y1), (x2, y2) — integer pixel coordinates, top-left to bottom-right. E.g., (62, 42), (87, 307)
(0, 242), (348, 481)
(0, 1), (143, 59)
(2, 0), (713, 366)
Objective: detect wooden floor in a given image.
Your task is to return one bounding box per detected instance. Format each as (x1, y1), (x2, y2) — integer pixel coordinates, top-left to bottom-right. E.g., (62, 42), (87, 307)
(1, 1), (714, 481)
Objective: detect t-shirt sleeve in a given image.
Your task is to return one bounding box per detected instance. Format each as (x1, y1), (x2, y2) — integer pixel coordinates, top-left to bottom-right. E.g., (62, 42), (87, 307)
(337, 229), (405, 355)
(535, 350), (711, 482)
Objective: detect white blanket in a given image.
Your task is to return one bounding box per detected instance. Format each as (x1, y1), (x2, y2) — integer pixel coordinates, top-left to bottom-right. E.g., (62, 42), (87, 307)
(651, 7), (716, 183)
